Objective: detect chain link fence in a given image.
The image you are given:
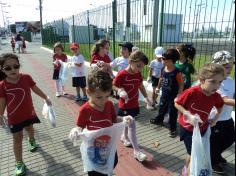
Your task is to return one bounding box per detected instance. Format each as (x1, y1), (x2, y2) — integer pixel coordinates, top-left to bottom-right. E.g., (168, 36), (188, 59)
(42, 0), (235, 77)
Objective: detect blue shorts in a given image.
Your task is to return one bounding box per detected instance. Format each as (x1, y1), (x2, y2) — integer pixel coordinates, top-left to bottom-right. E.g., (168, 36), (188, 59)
(180, 126), (207, 155)
(118, 108), (140, 118)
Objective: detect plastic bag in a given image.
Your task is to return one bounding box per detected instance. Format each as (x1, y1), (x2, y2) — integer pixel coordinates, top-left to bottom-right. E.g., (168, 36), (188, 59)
(42, 103), (56, 128)
(59, 62), (70, 85)
(190, 124), (212, 176)
(80, 123), (125, 175)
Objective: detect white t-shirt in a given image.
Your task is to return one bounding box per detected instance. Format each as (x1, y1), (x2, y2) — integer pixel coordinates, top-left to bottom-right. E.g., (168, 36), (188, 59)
(217, 76), (235, 121)
(149, 60), (164, 78)
(110, 56), (129, 71)
(70, 54), (85, 77)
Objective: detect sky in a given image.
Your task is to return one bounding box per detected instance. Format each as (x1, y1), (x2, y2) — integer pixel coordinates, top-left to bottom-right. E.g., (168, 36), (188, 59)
(0, 0), (112, 27)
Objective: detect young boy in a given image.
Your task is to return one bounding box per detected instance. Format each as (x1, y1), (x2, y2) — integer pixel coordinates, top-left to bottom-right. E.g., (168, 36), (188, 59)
(69, 70), (133, 176)
(113, 51), (153, 162)
(110, 42), (134, 71)
(150, 48), (184, 138)
(70, 43), (88, 101)
(175, 63), (225, 176)
(147, 47), (164, 107)
(210, 51), (235, 174)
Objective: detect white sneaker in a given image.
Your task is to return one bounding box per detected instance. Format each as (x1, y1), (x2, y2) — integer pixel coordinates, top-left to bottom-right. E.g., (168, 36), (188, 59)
(56, 92), (61, 97)
(134, 151), (147, 162)
(121, 136), (132, 147)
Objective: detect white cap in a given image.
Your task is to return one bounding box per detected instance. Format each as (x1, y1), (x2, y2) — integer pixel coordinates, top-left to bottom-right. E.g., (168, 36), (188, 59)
(154, 47), (164, 58)
(211, 51), (235, 65)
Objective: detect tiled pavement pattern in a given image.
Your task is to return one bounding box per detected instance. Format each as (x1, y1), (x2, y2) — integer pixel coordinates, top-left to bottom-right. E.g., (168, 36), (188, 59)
(0, 41), (235, 176)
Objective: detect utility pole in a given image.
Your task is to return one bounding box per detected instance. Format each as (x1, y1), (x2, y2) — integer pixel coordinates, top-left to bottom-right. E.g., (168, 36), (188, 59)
(39, 0), (43, 32)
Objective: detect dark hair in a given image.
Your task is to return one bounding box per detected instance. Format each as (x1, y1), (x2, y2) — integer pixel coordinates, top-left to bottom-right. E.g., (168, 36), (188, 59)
(0, 53), (20, 80)
(129, 50), (149, 65)
(53, 42), (64, 53)
(87, 69), (112, 92)
(198, 63), (225, 80)
(176, 44), (196, 63)
(162, 48), (180, 63)
(91, 39), (109, 55)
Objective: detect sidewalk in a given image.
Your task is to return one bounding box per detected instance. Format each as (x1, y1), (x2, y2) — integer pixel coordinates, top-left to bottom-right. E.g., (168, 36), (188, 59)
(0, 41), (235, 176)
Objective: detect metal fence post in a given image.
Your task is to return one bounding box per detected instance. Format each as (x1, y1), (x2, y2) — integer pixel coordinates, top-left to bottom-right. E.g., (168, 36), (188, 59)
(157, 0), (164, 46)
(87, 10), (91, 53)
(152, 0), (160, 48)
(112, 0), (117, 59)
(72, 15), (75, 43)
(62, 18), (65, 48)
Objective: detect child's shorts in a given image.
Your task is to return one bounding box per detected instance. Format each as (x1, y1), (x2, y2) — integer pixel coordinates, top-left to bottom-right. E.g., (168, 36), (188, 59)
(179, 126), (207, 155)
(72, 76), (86, 88)
(53, 69), (60, 80)
(151, 76), (159, 87)
(118, 108), (140, 118)
(9, 116), (41, 133)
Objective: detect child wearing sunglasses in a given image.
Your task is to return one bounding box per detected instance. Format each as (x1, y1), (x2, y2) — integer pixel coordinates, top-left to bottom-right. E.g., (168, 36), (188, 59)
(70, 43), (88, 102)
(150, 48), (184, 138)
(0, 53), (52, 176)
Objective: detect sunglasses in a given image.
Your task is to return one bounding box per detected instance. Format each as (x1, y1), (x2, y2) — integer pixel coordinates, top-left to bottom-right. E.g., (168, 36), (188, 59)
(2, 64), (20, 71)
(71, 48), (78, 50)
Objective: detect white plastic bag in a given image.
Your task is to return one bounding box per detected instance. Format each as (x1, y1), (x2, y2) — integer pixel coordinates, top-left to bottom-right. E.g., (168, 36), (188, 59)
(80, 123), (125, 175)
(190, 124), (212, 176)
(42, 103), (56, 128)
(59, 62), (70, 85)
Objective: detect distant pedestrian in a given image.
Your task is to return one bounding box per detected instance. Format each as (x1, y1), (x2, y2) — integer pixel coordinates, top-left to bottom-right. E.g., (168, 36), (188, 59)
(52, 42), (68, 97)
(22, 37), (27, 53)
(15, 33), (23, 54)
(0, 53), (52, 176)
(10, 37), (16, 53)
(70, 43), (88, 102)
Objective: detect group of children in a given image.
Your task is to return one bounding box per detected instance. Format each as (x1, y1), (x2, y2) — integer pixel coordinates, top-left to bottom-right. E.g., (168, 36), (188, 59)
(10, 33), (27, 54)
(0, 38), (234, 176)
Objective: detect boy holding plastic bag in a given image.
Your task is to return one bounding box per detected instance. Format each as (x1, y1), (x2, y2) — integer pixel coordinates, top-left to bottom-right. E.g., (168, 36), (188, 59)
(175, 63), (225, 176)
(69, 69), (133, 176)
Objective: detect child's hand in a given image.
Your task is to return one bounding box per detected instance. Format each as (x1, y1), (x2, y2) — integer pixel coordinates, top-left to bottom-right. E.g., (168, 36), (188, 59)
(69, 127), (83, 146)
(123, 115), (134, 126)
(144, 97), (153, 106)
(209, 118), (218, 127)
(118, 88), (129, 103)
(183, 111), (203, 126)
(45, 97), (52, 106)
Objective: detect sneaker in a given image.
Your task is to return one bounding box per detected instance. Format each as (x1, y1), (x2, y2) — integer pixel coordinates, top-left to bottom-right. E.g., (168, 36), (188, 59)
(82, 95), (89, 101)
(134, 151), (147, 162)
(121, 137), (132, 147)
(219, 156), (227, 164)
(212, 164), (225, 174)
(169, 130), (177, 138)
(15, 161), (26, 176)
(63, 92), (68, 96)
(56, 92), (61, 97)
(150, 118), (164, 126)
(28, 138), (38, 152)
(74, 95), (81, 101)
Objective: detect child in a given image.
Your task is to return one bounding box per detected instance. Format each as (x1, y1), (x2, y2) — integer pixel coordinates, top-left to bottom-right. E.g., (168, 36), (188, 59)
(150, 48), (184, 138)
(0, 53), (52, 176)
(52, 42), (68, 97)
(175, 63), (225, 176)
(69, 69), (133, 176)
(113, 51), (153, 162)
(147, 47), (164, 108)
(176, 44), (196, 90)
(110, 42), (134, 71)
(210, 51), (235, 174)
(22, 37), (26, 54)
(11, 37), (16, 53)
(70, 43), (88, 102)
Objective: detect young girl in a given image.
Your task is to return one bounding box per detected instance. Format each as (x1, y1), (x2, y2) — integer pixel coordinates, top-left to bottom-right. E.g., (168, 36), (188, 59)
(52, 42), (68, 97)
(70, 43), (88, 102)
(11, 37), (16, 53)
(210, 51), (235, 174)
(0, 53), (52, 176)
(69, 69), (133, 176)
(147, 47), (164, 107)
(150, 49), (184, 138)
(113, 51), (153, 162)
(91, 39), (111, 64)
(175, 63), (225, 176)
(176, 44), (196, 90)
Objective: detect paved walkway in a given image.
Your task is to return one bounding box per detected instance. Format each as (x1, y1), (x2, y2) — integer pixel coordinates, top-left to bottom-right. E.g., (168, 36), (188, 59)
(0, 41), (235, 176)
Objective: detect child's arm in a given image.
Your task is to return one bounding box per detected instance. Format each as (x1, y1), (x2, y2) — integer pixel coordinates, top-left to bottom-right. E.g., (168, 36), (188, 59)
(155, 77), (162, 94)
(222, 97), (235, 106)
(31, 85), (52, 106)
(139, 83), (152, 105)
(0, 98), (6, 127)
(147, 68), (153, 82)
(176, 72), (184, 95)
(209, 107), (223, 127)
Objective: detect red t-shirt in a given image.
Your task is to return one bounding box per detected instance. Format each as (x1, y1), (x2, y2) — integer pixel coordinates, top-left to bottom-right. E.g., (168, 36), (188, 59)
(53, 53), (68, 70)
(176, 86), (224, 132)
(91, 53), (111, 64)
(0, 74), (37, 126)
(113, 69), (143, 110)
(76, 101), (117, 130)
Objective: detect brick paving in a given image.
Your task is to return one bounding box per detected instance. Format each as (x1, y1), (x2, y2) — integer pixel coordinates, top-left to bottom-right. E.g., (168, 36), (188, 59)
(0, 41), (235, 176)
